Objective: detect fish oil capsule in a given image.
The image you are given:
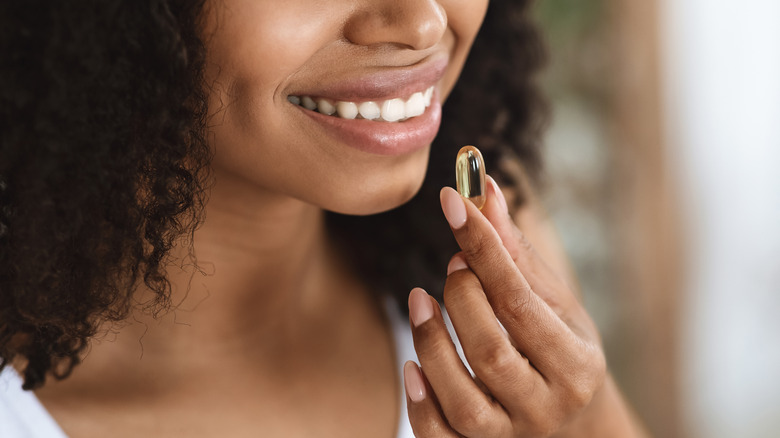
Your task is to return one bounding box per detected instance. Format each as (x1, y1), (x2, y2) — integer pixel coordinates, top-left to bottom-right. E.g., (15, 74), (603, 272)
(455, 145), (486, 209)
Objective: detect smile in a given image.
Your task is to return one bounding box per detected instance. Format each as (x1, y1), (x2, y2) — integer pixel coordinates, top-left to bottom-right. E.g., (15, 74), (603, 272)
(287, 86), (435, 123)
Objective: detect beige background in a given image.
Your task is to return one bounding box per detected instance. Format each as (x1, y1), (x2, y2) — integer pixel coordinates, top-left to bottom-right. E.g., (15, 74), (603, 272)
(533, 0), (780, 437)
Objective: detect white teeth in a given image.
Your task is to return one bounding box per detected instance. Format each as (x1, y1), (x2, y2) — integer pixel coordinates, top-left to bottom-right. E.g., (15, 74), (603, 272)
(405, 92), (426, 118)
(381, 98), (405, 122)
(335, 101), (358, 119)
(289, 85), (435, 122)
(301, 96), (317, 111)
(358, 101), (381, 120)
(317, 99), (335, 115)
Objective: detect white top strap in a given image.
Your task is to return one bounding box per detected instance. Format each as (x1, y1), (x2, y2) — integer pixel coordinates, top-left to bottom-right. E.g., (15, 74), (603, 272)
(384, 295), (418, 438)
(0, 367), (68, 438)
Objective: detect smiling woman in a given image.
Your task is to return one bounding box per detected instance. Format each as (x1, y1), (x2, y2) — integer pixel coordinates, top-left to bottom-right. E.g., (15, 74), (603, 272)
(198, 0), (486, 214)
(1, 0), (644, 437)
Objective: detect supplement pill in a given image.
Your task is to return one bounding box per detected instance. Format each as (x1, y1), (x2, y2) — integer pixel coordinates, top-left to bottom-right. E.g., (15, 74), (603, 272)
(455, 145), (486, 209)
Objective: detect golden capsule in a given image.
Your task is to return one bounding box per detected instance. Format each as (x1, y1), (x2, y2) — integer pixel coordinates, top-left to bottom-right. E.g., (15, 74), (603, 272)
(455, 145), (486, 209)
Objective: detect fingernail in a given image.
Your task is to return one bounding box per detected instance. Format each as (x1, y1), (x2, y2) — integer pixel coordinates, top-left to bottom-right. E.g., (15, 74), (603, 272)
(440, 187), (467, 229)
(446, 255), (468, 275)
(404, 361), (426, 403)
(488, 175), (509, 215)
(409, 287), (434, 327)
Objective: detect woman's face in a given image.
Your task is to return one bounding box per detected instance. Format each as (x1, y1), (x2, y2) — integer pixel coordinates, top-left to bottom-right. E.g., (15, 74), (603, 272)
(202, 0), (488, 214)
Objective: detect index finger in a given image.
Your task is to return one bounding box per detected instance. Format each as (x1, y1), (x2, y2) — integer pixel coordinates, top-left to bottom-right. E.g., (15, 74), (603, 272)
(439, 186), (584, 377)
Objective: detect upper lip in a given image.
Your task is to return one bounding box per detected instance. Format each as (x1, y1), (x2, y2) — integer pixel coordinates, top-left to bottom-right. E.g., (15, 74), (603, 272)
(286, 55), (449, 103)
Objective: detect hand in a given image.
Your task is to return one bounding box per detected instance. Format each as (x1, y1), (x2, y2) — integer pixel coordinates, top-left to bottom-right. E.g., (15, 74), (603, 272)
(403, 176), (608, 437)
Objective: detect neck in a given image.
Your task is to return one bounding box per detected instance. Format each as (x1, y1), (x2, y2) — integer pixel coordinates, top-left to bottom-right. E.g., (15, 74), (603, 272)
(101, 168), (362, 366)
(33, 168), (399, 418)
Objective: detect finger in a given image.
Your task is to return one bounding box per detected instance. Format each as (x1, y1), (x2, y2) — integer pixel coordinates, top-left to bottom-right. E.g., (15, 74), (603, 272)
(409, 287), (510, 437)
(482, 176), (577, 316)
(480, 175), (531, 264)
(404, 361), (462, 438)
(443, 257), (550, 414)
(439, 186), (583, 377)
(483, 177), (597, 339)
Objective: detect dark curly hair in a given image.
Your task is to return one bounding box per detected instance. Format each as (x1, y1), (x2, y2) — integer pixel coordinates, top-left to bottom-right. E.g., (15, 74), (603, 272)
(0, 0), (547, 390)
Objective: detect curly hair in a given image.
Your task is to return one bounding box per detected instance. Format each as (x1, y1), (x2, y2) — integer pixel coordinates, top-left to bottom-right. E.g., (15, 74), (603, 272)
(0, 0), (547, 390)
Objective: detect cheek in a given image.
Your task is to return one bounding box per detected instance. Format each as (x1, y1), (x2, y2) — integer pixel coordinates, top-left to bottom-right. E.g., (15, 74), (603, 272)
(445, 0), (490, 39)
(204, 1), (338, 80)
(202, 2), (347, 201)
(203, 2), (335, 132)
(438, 0), (489, 101)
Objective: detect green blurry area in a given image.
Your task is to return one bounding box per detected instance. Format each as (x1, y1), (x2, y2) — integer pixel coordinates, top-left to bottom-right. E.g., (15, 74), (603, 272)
(530, 0), (616, 329)
(534, 0), (610, 102)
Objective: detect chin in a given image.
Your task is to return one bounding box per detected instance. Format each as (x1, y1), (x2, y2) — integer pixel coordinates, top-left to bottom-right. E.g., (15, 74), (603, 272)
(321, 162), (428, 216)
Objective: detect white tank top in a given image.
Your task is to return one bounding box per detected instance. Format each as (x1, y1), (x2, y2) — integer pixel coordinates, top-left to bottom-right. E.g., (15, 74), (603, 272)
(0, 297), (417, 438)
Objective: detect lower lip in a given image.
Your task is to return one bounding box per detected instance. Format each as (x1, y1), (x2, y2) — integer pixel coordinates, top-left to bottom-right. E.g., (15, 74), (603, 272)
(295, 94), (442, 156)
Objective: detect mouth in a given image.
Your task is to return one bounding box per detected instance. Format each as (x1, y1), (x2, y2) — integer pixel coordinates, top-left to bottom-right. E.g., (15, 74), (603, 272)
(286, 56), (447, 156)
(287, 85), (435, 123)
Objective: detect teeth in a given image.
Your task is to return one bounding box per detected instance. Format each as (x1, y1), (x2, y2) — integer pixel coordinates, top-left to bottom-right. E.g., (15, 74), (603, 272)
(301, 96), (317, 111)
(335, 101), (358, 119)
(289, 86), (435, 122)
(423, 87), (433, 107)
(317, 99), (335, 115)
(381, 98), (405, 122)
(405, 92), (426, 118)
(358, 101), (381, 120)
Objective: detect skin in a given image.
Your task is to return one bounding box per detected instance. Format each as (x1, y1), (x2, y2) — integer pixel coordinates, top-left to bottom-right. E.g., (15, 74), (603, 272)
(31, 0), (647, 436)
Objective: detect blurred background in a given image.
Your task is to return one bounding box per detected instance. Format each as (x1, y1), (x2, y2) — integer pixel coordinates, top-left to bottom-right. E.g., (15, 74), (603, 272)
(531, 0), (780, 437)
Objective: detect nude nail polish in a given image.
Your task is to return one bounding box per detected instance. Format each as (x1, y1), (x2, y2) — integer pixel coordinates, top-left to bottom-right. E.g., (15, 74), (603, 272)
(409, 287), (433, 327)
(440, 187), (467, 229)
(403, 361), (426, 403)
(488, 175), (509, 214)
(446, 256), (468, 275)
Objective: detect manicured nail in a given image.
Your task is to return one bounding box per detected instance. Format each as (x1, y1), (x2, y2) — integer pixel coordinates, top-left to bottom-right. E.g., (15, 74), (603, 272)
(487, 175), (509, 214)
(409, 287), (434, 327)
(446, 255), (468, 275)
(404, 361), (426, 403)
(440, 187), (467, 229)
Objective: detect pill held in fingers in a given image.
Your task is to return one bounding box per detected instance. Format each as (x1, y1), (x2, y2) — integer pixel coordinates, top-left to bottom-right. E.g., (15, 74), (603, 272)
(456, 145), (487, 209)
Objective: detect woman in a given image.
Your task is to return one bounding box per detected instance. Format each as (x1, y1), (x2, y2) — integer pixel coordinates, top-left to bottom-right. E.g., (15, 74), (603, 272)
(0, 0), (647, 436)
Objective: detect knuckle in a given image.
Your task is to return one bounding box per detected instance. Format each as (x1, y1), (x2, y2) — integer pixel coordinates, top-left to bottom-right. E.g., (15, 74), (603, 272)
(493, 284), (534, 320)
(448, 400), (493, 436)
(473, 341), (518, 379)
(561, 345), (607, 410)
(510, 229), (538, 262)
(564, 376), (596, 410)
(464, 229), (501, 266)
(443, 271), (481, 302)
(518, 233), (537, 255)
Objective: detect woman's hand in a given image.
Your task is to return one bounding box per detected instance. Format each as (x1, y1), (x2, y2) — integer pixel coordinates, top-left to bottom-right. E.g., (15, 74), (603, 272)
(404, 177), (644, 437)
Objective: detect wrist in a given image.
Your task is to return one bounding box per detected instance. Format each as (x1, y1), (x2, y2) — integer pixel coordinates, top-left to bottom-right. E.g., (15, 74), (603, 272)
(552, 374), (649, 438)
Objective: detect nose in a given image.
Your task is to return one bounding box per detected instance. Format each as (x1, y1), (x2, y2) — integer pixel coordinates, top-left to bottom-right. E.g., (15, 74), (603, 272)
(343, 0), (447, 51)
